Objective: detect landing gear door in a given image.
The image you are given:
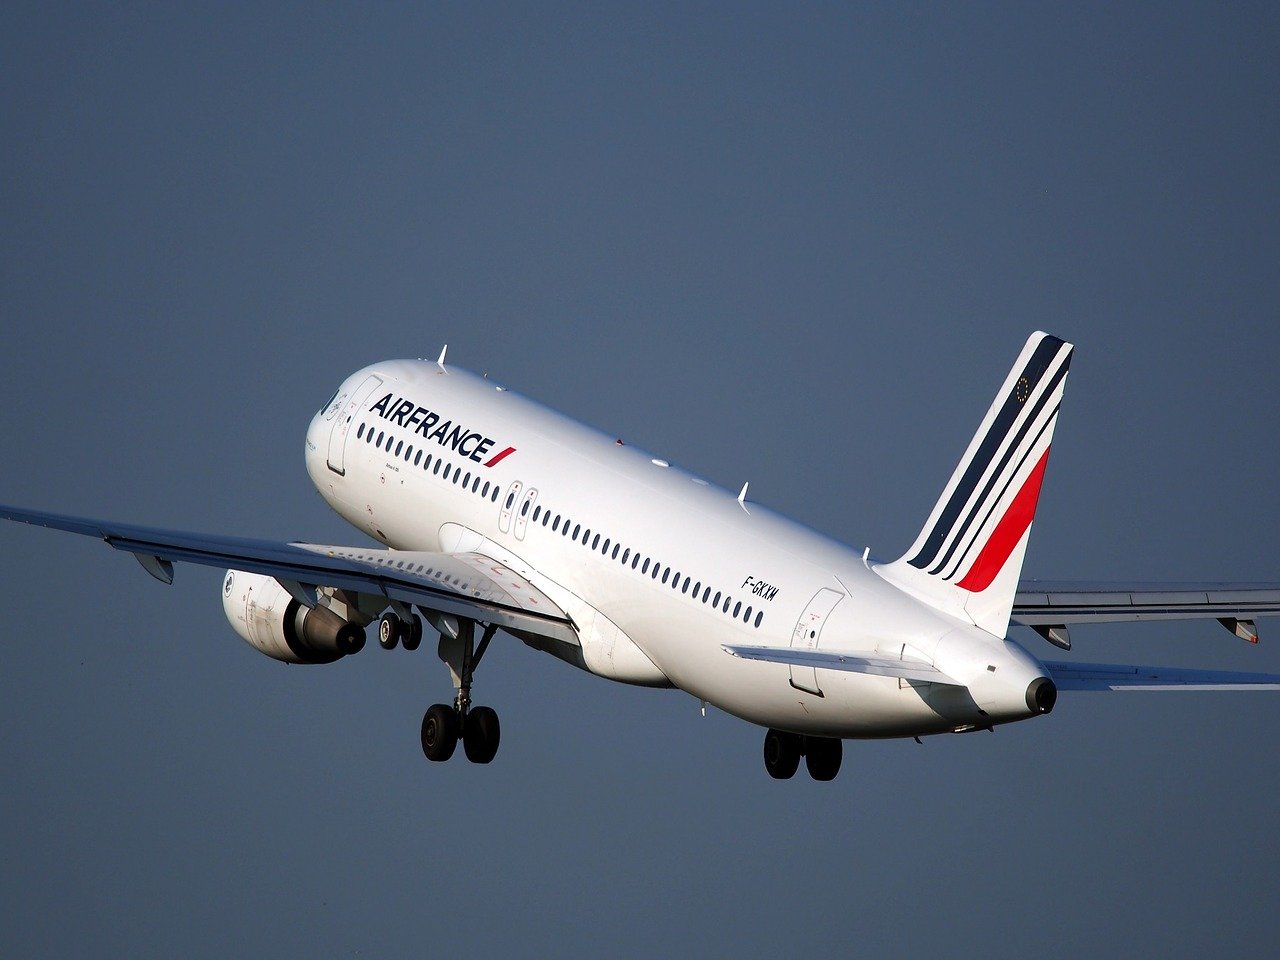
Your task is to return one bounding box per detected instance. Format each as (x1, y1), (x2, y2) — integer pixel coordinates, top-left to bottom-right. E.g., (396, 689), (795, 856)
(789, 588), (845, 697)
(327, 375), (384, 475)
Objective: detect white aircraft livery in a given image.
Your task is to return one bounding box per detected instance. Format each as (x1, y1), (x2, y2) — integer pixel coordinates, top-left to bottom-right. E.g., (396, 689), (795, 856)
(5, 333), (1280, 781)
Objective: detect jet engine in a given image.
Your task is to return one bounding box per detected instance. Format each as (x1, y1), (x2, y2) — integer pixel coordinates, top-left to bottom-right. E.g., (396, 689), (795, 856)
(221, 570), (365, 664)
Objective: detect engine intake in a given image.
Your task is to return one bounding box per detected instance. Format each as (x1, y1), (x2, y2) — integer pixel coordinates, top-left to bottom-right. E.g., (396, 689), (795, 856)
(222, 570), (365, 664)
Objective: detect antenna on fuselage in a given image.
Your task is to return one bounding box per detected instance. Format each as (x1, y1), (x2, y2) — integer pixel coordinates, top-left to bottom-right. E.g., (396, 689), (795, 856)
(437, 345), (448, 369)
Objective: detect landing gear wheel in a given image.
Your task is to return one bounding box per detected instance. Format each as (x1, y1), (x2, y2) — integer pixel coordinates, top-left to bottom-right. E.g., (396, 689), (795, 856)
(463, 706), (501, 764)
(401, 614), (423, 651)
(421, 703), (459, 762)
(763, 729), (801, 779)
(804, 736), (842, 781)
(378, 612), (402, 650)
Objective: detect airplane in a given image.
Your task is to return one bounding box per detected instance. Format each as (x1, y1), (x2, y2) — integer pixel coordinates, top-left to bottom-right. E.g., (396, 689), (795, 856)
(4, 331), (1280, 781)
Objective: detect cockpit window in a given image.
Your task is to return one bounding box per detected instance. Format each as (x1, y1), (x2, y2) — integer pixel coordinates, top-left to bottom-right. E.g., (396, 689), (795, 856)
(320, 387), (342, 420)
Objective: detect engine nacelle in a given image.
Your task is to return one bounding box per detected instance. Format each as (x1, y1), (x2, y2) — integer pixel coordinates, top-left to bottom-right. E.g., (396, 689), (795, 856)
(221, 570), (365, 664)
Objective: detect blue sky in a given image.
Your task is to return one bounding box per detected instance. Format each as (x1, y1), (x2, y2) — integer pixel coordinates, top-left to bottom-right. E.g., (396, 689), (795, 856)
(2, 3), (1278, 956)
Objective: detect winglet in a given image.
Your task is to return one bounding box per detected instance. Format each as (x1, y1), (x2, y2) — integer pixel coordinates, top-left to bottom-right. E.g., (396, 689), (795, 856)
(437, 344), (448, 368)
(878, 332), (1073, 637)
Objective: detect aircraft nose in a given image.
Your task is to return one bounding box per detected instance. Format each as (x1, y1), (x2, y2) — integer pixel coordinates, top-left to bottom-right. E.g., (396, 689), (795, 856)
(1025, 676), (1057, 714)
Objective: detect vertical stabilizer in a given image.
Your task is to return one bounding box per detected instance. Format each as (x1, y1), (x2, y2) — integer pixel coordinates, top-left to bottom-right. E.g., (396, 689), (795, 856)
(878, 332), (1073, 636)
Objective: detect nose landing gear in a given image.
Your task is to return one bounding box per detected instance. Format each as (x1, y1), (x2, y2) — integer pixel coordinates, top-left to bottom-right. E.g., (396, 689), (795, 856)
(377, 611), (423, 650)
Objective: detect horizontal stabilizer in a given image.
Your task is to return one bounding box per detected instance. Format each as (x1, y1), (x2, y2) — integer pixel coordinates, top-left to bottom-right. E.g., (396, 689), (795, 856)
(1045, 661), (1280, 691)
(722, 644), (960, 685)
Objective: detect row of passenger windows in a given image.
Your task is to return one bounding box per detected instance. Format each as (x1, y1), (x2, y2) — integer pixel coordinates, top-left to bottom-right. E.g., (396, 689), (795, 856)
(361, 421), (764, 631)
(358, 422), (501, 503)
(508, 488), (765, 630)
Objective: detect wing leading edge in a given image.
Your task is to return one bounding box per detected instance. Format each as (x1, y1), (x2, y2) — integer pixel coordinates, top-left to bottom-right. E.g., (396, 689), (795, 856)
(0, 503), (578, 646)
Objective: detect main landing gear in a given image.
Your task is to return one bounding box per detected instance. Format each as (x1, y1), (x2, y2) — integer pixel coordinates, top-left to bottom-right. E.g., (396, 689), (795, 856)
(374, 609), (501, 765)
(763, 728), (842, 781)
(420, 618), (501, 765)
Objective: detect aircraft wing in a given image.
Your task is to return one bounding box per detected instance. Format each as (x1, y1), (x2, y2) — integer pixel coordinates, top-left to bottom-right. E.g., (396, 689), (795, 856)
(1012, 580), (1280, 647)
(1013, 581), (1280, 624)
(722, 644), (960, 685)
(0, 503), (578, 645)
(1045, 661), (1280, 691)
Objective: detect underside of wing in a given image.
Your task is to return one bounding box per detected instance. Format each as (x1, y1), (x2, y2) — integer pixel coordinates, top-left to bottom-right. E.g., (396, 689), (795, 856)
(722, 644), (961, 685)
(1012, 580), (1280, 649)
(1014, 581), (1280, 624)
(1045, 660), (1280, 691)
(0, 503), (578, 646)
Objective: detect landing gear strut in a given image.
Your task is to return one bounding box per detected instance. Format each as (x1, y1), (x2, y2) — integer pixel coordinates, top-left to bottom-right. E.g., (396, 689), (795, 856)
(763, 729), (842, 781)
(420, 619), (501, 764)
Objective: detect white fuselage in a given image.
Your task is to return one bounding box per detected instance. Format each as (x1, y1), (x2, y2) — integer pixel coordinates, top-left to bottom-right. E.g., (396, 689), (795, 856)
(304, 360), (1049, 739)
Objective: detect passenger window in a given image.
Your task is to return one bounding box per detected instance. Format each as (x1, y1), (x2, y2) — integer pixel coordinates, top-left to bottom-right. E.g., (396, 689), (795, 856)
(733, 601), (742, 618)
(463, 472), (472, 487)
(713, 591), (721, 607)
(573, 523), (581, 540)
(377, 431), (386, 446)
(404, 446), (412, 461)
(506, 492), (516, 509)
(357, 424), (364, 439)
(642, 558), (650, 574)
(754, 611), (763, 628)
(491, 488), (499, 503)
(414, 450), (423, 466)
(433, 459), (442, 475)
(395, 440), (404, 456)
(621, 548), (630, 564)
(723, 596), (731, 613)
(631, 554), (640, 569)
(482, 481), (490, 497)
(661, 568), (670, 584)
(611, 543), (619, 560)
(681, 577), (690, 594)
(532, 506), (541, 523)
(743, 605), (752, 623)
(521, 499), (530, 516)
(592, 533), (600, 550)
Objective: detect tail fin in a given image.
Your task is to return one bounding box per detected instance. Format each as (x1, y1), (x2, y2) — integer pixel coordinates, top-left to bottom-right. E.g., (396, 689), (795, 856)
(878, 332), (1073, 636)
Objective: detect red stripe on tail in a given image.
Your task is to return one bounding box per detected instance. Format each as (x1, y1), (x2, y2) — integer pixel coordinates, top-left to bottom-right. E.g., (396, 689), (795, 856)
(955, 448), (1051, 593)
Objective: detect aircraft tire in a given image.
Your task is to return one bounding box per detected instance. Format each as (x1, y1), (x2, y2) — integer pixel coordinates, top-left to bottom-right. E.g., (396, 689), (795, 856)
(378, 612), (401, 650)
(804, 736), (842, 781)
(763, 729), (801, 779)
(463, 706), (501, 764)
(402, 614), (423, 651)
(421, 703), (459, 762)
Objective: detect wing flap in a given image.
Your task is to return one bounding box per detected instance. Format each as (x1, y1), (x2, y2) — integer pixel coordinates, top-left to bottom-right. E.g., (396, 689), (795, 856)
(1045, 660), (1280, 691)
(722, 644), (960, 685)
